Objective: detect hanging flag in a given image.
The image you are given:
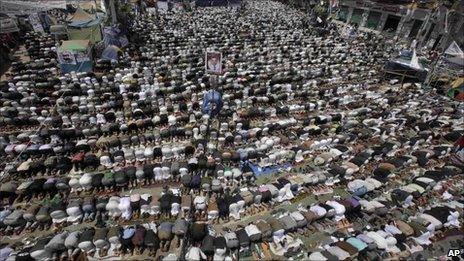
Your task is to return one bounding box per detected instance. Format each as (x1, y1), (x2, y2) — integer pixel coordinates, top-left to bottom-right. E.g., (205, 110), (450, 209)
(405, 5), (414, 22)
(410, 49), (421, 69)
(29, 13), (44, 33)
(444, 10), (449, 33)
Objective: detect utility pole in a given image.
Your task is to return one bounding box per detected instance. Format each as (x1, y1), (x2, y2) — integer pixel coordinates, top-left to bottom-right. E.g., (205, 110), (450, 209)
(104, 0), (117, 24)
(417, 6), (435, 48)
(424, 7), (458, 87)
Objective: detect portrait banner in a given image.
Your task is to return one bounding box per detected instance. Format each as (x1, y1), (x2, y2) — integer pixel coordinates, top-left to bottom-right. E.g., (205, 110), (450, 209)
(157, 1), (169, 13)
(76, 51), (90, 63)
(58, 50), (76, 65)
(205, 51), (222, 75)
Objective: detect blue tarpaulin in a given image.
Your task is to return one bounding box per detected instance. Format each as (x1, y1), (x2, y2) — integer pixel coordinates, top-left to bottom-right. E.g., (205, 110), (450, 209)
(399, 50), (413, 59)
(101, 45), (121, 61)
(242, 161), (292, 177)
(103, 26), (128, 48)
(202, 90), (222, 116)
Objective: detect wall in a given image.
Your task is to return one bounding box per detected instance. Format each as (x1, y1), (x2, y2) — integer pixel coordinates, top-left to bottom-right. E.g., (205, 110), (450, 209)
(336, 0), (464, 49)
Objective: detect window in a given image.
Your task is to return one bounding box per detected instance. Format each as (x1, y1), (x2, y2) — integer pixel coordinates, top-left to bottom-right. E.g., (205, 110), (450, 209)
(366, 11), (382, 29)
(337, 6), (349, 22)
(409, 19), (423, 38)
(383, 15), (401, 32)
(350, 8), (364, 25)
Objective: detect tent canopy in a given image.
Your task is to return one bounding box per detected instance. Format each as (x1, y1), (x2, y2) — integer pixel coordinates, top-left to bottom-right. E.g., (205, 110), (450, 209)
(444, 41), (464, 66)
(50, 24), (67, 35)
(101, 45), (121, 61)
(59, 39), (90, 52)
(80, 0), (105, 12)
(445, 41), (464, 57)
(67, 7), (103, 43)
(69, 6), (94, 25)
(68, 5), (104, 28)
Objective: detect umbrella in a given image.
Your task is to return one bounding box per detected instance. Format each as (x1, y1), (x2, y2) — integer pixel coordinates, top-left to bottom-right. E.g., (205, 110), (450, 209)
(101, 45), (122, 62)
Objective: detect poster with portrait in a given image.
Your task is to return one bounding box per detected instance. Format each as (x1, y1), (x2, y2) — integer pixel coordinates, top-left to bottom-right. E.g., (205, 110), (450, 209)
(205, 51), (222, 75)
(29, 13), (44, 33)
(157, 1), (169, 13)
(58, 50), (76, 65)
(75, 51), (90, 63)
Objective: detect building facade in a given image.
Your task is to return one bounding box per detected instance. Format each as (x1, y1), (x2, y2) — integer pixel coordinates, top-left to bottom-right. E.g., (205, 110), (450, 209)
(336, 0), (464, 50)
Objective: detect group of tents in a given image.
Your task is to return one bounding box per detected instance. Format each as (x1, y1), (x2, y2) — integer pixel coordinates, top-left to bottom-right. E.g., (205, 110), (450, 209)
(52, 6), (127, 73)
(385, 40), (463, 101)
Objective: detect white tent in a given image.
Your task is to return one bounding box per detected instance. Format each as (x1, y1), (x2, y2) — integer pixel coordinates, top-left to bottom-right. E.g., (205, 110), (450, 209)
(444, 41), (464, 66)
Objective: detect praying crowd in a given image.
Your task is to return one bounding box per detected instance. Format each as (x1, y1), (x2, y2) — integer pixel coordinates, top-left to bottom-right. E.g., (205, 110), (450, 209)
(0, 1), (463, 261)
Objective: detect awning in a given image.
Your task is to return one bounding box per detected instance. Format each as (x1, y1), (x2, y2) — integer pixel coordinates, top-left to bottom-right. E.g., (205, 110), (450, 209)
(50, 24), (67, 35)
(58, 39), (90, 52)
(0, 17), (19, 33)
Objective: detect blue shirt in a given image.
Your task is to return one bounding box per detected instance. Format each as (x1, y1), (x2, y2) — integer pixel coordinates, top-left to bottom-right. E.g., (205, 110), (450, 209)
(122, 228), (136, 239)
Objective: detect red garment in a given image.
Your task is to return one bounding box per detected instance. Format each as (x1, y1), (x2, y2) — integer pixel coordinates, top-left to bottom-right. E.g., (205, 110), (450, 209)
(456, 91), (464, 101)
(72, 152), (85, 162)
(455, 136), (464, 148)
(131, 227), (146, 246)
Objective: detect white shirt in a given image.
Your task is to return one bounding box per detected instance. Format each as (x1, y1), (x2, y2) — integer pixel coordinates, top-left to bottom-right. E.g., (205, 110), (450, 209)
(171, 203), (180, 216)
(162, 166), (171, 180)
(96, 113), (106, 124)
(245, 224), (260, 237)
(326, 201), (346, 216)
(119, 84), (126, 94)
(135, 148), (145, 161)
(139, 91), (146, 100)
(119, 197), (132, 220)
(185, 247), (206, 261)
(179, 167), (188, 177)
(100, 155), (112, 166)
(309, 205), (327, 217)
(194, 196), (206, 210)
(154, 167), (162, 181)
(385, 224), (402, 235)
(144, 147), (154, 158)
